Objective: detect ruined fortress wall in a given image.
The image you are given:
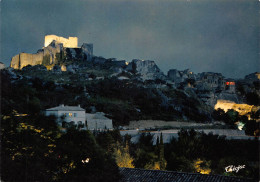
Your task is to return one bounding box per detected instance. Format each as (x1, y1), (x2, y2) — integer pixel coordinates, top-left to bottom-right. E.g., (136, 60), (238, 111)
(11, 52), (44, 69)
(44, 35), (78, 48)
(19, 52), (44, 68)
(10, 55), (20, 69)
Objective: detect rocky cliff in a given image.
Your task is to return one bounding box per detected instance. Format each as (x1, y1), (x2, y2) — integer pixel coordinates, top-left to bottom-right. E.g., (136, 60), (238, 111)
(126, 59), (166, 81)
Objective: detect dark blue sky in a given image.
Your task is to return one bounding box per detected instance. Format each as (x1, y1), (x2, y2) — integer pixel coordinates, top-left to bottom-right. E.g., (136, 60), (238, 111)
(1, 0), (259, 78)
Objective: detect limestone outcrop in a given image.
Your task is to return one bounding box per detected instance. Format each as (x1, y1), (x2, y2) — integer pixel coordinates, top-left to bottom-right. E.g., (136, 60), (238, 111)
(168, 69), (194, 84)
(0, 62), (6, 70)
(126, 59), (166, 80)
(245, 72), (260, 81)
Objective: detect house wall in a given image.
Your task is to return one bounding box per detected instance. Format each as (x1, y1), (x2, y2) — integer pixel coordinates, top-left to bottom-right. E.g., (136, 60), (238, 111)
(46, 109), (113, 129)
(45, 110), (85, 125)
(57, 110), (85, 125)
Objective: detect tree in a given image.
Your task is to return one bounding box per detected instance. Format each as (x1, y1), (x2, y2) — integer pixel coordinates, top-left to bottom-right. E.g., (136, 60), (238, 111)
(245, 120), (260, 136)
(193, 158), (211, 174)
(55, 129), (120, 182)
(224, 109), (239, 125)
(114, 142), (135, 168)
(158, 133), (167, 170)
(1, 114), (120, 182)
(212, 108), (225, 121)
(96, 131), (116, 153)
(1, 114), (60, 181)
(246, 92), (260, 106)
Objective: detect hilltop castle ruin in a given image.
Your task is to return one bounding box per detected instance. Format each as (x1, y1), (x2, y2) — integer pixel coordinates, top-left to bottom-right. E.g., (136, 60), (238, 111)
(10, 35), (93, 69)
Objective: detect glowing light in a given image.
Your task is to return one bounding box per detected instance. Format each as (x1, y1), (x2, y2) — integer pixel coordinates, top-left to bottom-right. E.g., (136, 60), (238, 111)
(82, 158), (90, 164)
(236, 122), (245, 131)
(225, 82), (235, 86)
(193, 159), (211, 174)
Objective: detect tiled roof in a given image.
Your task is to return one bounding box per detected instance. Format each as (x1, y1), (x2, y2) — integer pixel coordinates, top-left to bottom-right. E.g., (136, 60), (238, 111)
(119, 168), (256, 182)
(46, 105), (85, 111)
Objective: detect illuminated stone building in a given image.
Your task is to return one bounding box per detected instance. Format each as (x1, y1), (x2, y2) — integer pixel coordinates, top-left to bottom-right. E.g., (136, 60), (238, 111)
(44, 35), (78, 48)
(45, 105), (113, 129)
(10, 35), (93, 69)
(45, 104), (85, 127)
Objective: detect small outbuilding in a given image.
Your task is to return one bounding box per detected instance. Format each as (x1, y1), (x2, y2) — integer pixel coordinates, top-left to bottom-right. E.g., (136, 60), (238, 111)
(85, 112), (113, 130)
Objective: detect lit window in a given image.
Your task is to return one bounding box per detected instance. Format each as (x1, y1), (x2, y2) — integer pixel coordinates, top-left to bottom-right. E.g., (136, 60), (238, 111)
(69, 113), (72, 117)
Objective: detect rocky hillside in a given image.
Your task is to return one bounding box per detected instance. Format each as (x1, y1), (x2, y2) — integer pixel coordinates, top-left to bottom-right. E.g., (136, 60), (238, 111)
(5, 35), (260, 125)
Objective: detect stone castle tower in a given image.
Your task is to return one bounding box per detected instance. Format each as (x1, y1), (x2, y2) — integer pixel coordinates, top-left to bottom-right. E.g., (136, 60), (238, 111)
(44, 35), (78, 48)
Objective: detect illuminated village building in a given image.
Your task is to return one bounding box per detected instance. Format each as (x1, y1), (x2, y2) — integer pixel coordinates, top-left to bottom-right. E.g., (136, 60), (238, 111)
(45, 105), (113, 130)
(196, 72), (226, 91)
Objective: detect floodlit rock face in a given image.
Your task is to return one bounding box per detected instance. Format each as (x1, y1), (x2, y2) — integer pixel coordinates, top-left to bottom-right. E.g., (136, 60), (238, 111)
(214, 100), (259, 116)
(44, 35), (78, 48)
(126, 59), (166, 80)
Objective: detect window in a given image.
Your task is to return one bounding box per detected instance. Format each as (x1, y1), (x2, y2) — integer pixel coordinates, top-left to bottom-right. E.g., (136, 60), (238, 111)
(69, 113), (72, 117)
(74, 113), (77, 117)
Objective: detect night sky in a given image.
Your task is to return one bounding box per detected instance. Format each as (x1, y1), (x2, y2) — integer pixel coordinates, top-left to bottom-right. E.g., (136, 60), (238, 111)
(1, 0), (259, 78)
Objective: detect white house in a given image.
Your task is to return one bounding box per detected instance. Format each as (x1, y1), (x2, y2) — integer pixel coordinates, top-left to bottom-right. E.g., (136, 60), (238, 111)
(86, 112), (113, 130)
(45, 104), (86, 127)
(45, 105), (113, 129)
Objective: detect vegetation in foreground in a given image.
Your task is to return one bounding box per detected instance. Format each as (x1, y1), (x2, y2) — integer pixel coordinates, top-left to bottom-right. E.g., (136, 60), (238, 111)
(1, 113), (259, 181)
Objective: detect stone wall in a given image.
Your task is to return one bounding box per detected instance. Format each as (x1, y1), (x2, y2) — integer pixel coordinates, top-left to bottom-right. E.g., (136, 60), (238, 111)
(10, 40), (63, 69)
(11, 52), (44, 69)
